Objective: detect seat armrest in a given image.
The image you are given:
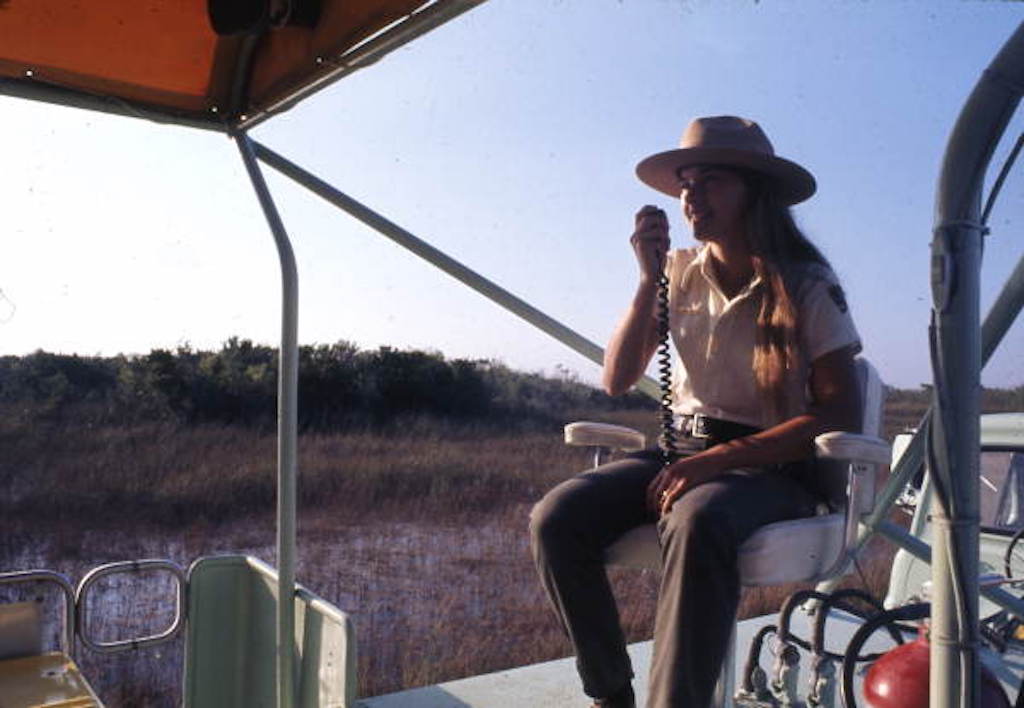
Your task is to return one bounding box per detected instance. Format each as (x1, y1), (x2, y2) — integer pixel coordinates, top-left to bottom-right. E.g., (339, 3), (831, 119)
(815, 431), (888, 530)
(814, 431), (891, 466)
(564, 421), (646, 452)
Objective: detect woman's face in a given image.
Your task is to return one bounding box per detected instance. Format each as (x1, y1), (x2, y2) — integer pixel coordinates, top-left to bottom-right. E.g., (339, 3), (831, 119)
(677, 165), (750, 244)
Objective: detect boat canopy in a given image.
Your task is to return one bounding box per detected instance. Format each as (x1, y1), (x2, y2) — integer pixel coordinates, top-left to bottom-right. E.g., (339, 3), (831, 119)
(0, 0), (482, 130)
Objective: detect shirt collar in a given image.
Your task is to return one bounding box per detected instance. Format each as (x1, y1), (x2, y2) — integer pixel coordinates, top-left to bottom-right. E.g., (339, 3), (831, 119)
(694, 245), (762, 302)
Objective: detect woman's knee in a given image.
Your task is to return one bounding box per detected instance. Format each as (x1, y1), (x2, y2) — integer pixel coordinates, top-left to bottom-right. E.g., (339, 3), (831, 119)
(529, 473), (616, 554)
(529, 481), (579, 550)
(530, 459), (657, 552)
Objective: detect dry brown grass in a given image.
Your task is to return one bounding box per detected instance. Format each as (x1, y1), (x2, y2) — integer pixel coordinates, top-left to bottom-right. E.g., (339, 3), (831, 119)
(1, 407), (902, 705)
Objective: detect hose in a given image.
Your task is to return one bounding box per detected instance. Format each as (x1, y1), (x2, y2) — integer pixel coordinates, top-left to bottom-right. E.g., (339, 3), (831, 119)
(734, 589), (904, 705)
(1003, 525), (1024, 580)
(808, 589), (901, 707)
(840, 602), (931, 708)
(810, 589), (903, 658)
(740, 624), (778, 697)
(772, 589), (902, 663)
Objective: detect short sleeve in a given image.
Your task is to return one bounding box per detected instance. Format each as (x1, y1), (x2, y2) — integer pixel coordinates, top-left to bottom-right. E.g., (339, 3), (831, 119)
(796, 267), (861, 362)
(664, 247), (700, 290)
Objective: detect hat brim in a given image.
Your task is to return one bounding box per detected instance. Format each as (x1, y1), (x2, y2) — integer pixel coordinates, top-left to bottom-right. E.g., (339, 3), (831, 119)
(635, 147), (816, 205)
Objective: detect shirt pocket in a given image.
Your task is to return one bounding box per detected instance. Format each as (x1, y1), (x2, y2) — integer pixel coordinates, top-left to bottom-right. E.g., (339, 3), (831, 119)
(669, 297), (709, 358)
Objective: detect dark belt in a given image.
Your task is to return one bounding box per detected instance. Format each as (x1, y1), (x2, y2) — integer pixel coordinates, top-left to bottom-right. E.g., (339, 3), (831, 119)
(679, 413), (761, 447)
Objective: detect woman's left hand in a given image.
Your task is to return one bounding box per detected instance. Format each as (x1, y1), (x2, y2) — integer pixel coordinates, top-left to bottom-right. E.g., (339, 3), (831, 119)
(647, 456), (722, 516)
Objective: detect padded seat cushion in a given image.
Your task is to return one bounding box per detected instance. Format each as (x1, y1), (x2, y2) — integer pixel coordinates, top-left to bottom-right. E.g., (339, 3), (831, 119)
(0, 651), (102, 706)
(603, 512), (845, 585)
(736, 512), (845, 585)
(604, 525), (660, 569)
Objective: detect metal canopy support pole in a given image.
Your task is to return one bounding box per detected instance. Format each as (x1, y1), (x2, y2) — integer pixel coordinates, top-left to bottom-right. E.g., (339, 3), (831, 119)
(250, 139), (661, 400)
(982, 250), (1024, 365)
(929, 22), (1024, 708)
(235, 131), (299, 708)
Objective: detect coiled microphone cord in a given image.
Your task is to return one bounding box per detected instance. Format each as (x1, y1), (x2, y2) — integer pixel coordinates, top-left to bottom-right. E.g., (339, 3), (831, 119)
(656, 260), (679, 465)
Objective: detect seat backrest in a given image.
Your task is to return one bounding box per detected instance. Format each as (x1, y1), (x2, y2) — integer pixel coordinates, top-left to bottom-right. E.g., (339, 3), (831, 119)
(858, 358), (884, 440)
(185, 555), (357, 708)
(855, 358), (884, 514)
(0, 601), (41, 660)
(809, 358), (883, 511)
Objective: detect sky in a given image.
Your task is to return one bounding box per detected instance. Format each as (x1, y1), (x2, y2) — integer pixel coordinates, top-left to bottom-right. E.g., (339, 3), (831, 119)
(1, 1), (1023, 390)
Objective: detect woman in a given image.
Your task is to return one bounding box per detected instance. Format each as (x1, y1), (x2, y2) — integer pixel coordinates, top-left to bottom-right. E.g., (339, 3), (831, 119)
(529, 116), (862, 708)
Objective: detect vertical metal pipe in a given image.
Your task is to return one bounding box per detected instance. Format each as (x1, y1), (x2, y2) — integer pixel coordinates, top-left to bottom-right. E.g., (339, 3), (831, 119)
(929, 219), (982, 708)
(929, 21), (1024, 708)
(235, 131), (299, 708)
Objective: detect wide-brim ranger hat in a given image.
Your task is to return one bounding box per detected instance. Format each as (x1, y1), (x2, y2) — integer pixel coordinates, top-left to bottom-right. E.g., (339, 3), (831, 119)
(635, 116), (816, 205)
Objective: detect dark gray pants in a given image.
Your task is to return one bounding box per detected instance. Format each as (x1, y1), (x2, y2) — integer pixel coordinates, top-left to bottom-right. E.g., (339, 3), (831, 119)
(529, 454), (818, 708)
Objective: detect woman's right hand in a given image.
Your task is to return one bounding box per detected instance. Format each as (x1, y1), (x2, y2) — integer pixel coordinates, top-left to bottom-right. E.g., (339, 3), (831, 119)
(603, 206), (669, 395)
(630, 205), (670, 282)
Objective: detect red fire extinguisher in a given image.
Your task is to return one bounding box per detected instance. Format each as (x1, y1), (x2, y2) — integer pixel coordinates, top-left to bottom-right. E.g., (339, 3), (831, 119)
(863, 626), (1011, 708)
(843, 601), (1013, 708)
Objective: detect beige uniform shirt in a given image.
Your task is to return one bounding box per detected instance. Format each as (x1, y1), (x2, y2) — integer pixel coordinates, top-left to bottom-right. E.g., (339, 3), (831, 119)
(665, 247), (861, 429)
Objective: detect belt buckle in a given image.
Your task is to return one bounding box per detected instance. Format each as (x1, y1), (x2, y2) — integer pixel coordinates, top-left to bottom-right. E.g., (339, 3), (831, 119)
(689, 413), (711, 440)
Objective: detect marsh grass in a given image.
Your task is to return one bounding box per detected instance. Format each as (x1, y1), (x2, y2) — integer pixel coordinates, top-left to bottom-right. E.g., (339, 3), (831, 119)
(3, 406), (904, 705)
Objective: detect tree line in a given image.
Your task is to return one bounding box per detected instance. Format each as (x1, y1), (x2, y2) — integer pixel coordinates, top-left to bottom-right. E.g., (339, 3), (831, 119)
(0, 338), (652, 431)
(4, 340), (1023, 435)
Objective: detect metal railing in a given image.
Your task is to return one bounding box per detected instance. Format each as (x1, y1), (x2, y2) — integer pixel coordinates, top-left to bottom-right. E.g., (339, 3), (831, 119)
(75, 560), (186, 654)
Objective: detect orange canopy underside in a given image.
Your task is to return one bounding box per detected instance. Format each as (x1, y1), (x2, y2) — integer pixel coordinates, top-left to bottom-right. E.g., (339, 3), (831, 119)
(0, 0), (432, 125)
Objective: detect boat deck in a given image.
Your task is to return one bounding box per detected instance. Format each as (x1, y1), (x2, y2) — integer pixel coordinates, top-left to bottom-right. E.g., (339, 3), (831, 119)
(357, 609), (883, 707)
(359, 608), (1024, 707)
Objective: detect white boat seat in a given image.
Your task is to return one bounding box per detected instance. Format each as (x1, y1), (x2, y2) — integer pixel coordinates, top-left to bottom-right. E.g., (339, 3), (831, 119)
(576, 432), (888, 585)
(603, 512), (848, 584)
(564, 359), (888, 585)
(563, 359), (889, 706)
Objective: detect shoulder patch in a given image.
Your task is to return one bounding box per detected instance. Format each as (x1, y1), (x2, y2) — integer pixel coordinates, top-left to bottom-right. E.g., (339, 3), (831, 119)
(828, 284), (849, 313)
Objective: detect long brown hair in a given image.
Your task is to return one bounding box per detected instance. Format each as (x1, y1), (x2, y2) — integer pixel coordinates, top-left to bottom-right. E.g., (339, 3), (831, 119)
(741, 174), (830, 420)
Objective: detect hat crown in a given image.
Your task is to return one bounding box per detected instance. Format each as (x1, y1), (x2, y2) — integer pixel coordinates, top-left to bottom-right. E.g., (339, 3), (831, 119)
(679, 116), (775, 158)
(636, 114), (815, 204)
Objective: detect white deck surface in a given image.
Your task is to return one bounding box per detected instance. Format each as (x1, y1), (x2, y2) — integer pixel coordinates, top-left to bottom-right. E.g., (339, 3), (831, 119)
(356, 609), (897, 708)
(358, 609), (1024, 707)
(358, 642), (652, 708)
